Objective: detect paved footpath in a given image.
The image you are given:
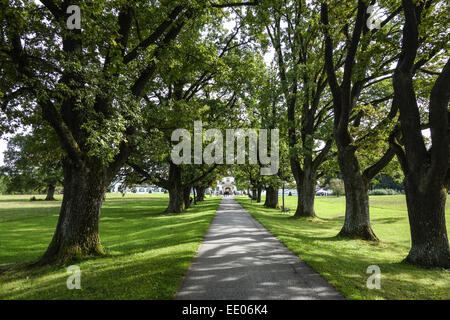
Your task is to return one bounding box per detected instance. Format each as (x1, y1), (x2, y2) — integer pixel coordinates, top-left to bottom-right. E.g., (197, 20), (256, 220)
(176, 197), (344, 300)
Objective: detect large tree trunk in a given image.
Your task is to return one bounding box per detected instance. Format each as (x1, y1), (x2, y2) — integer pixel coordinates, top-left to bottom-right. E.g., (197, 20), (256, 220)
(257, 187), (262, 203)
(337, 145), (378, 241)
(290, 154), (316, 218)
(293, 177), (303, 216)
(251, 189), (257, 200)
(45, 184), (56, 201)
(38, 161), (107, 265)
(264, 186), (279, 208)
(403, 178), (449, 268)
(294, 163), (316, 218)
(192, 187), (197, 205)
(183, 186), (192, 209)
(165, 163), (186, 213)
(196, 187), (205, 201)
(166, 187), (185, 213)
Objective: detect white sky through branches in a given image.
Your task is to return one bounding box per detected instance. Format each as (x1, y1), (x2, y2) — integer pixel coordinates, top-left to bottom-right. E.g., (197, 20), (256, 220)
(0, 139), (6, 165)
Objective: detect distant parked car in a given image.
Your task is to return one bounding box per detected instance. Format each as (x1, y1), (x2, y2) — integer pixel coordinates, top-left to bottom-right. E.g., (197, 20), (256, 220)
(316, 188), (333, 196)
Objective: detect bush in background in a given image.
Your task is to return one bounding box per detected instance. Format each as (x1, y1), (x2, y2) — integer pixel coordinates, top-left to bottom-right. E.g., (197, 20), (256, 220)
(327, 178), (345, 197)
(369, 188), (400, 195)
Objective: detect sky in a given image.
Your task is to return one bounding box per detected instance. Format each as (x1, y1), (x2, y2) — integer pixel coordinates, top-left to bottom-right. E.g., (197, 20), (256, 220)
(0, 138), (6, 165)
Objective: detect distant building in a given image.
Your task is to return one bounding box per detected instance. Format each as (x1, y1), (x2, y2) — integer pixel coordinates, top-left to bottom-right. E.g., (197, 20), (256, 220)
(215, 177), (238, 195)
(279, 189), (298, 196)
(315, 188), (333, 196)
(110, 183), (166, 194)
(278, 181), (330, 196)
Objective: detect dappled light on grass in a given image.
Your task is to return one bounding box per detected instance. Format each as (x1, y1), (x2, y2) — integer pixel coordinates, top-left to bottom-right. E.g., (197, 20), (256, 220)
(236, 195), (450, 300)
(0, 194), (221, 299)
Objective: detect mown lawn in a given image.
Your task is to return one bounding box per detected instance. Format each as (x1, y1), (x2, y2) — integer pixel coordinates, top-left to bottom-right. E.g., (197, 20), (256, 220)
(0, 194), (221, 299)
(235, 195), (450, 300)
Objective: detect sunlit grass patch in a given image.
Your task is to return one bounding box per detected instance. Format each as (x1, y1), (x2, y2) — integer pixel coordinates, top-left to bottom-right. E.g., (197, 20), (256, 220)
(0, 194), (220, 299)
(236, 194), (450, 300)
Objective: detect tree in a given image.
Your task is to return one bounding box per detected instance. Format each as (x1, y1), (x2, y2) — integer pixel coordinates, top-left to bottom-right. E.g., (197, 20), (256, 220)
(327, 178), (345, 197)
(126, 14), (260, 212)
(263, 177), (280, 208)
(233, 162), (265, 202)
(0, 126), (62, 200)
(128, 159), (220, 212)
(321, 0), (405, 240)
(390, 0), (449, 268)
(256, 0), (334, 218)
(237, 66), (283, 208)
(194, 169), (222, 202)
(277, 138), (295, 211)
(1, 0), (190, 264)
(0, 0), (258, 264)
(372, 174), (403, 192)
(0, 174), (7, 194)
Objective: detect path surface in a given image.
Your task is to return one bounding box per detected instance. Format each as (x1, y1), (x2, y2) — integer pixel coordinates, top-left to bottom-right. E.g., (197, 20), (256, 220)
(176, 197), (344, 300)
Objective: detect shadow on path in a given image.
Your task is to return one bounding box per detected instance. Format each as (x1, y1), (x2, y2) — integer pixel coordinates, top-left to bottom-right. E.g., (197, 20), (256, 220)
(176, 197), (344, 300)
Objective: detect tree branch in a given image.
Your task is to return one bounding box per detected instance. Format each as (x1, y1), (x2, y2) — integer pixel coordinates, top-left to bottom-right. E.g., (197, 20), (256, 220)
(429, 57), (450, 176)
(131, 9), (192, 97)
(123, 5), (185, 64)
(39, 0), (64, 19)
(210, 1), (259, 8)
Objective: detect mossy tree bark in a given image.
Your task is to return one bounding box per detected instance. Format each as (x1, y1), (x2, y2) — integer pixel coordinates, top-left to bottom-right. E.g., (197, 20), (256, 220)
(38, 159), (116, 265)
(165, 163), (186, 213)
(264, 186), (279, 208)
(403, 178), (449, 268)
(256, 187), (262, 203)
(166, 186), (186, 213)
(336, 145), (376, 240)
(195, 187), (205, 201)
(45, 184), (56, 201)
(293, 162), (318, 218)
(183, 185), (192, 210)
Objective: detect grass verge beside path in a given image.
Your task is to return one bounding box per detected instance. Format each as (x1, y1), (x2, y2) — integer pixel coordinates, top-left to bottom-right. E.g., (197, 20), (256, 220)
(235, 195), (450, 300)
(0, 194), (221, 299)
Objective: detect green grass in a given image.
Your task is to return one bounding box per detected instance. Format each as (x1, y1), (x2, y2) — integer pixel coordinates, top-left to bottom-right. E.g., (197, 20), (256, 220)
(0, 193), (221, 299)
(235, 195), (450, 300)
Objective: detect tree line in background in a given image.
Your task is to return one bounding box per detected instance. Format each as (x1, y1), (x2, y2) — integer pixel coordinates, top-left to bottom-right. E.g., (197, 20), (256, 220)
(0, 0), (448, 268)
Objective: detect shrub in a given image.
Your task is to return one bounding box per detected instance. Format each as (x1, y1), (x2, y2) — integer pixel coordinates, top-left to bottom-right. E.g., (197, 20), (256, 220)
(369, 188), (400, 195)
(327, 178), (345, 196)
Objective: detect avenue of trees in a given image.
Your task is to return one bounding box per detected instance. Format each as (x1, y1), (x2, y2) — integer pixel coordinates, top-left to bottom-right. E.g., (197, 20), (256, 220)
(0, 0), (448, 268)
